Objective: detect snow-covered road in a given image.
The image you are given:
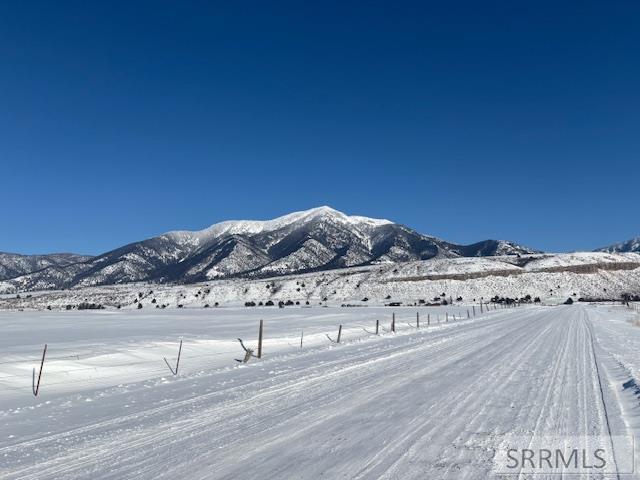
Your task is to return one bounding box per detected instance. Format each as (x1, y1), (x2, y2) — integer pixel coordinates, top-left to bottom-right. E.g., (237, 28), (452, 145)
(1, 305), (639, 479)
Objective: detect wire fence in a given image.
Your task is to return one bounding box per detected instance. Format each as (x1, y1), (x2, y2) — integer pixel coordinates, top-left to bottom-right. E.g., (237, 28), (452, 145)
(0, 303), (515, 397)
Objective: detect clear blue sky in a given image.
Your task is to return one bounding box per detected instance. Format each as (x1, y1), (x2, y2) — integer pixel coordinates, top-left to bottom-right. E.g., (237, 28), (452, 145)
(1, 1), (638, 255)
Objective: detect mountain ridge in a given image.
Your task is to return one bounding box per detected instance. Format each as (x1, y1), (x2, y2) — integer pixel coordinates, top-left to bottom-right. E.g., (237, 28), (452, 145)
(596, 236), (640, 254)
(0, 252), (93, 284)
(0, 207), (538, 291)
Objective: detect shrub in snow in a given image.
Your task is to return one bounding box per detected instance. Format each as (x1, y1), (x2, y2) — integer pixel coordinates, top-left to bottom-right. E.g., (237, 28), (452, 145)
(78, 302), (104, 310)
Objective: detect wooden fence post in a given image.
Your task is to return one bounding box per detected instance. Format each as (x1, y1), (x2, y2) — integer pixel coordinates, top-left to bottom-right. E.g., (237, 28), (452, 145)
(446, 312), (449, 322)
(300, 330), (304, 348)
(327, 325), (342, 343)
(363, 320), (379, 335)
(258, 319), (263, 359)
(416, 312), (420, 329)
(391, 313), (396, 333)
(32, 344), (47, 397)
(467, 309), (470, 319)
(163, 339), (183, 376)
(427, 313), (430, 326)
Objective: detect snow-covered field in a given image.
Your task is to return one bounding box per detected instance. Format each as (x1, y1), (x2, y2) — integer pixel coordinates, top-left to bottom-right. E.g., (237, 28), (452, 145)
(0, 305), (472, 404)
(1, 304), (640, 478)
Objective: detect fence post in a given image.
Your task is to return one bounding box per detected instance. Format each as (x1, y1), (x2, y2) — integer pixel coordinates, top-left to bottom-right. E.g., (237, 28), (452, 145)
(258, 319), (263, 359)
(480, 302), (483, 314)
(392, 313), (396, 333)
(473, 305), (476, 316)
(467, 309), (470, 319)
(446, 312), (449, 322)
(32, 344), (47, 397)
(300, 330), (304, 348)
(163, 339), (183, 376)
(427, 313), (430, 326)
(376, 319), (379, 335)
(416, 312), (420, 328)
(327, 325), (342, 343)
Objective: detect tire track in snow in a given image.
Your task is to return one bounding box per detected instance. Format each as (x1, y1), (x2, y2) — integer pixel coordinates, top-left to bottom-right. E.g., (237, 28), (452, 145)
(3, 307), (632, 480)
(0, 309), (541, 479)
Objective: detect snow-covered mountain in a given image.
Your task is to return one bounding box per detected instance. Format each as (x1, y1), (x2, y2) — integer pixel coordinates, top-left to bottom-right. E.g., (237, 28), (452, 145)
(0, 207), (537, 292)
(0, 252), (92, 282)
(596, 236), (640, 254)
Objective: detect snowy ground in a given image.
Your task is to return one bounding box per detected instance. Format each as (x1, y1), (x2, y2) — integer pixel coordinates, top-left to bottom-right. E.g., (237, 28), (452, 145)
(1, 304), (639, 479)
(0, 306), (474, 405)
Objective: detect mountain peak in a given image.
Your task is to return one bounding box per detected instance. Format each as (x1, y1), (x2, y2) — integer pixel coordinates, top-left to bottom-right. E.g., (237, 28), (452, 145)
(297, 206), (392, 227)
(188, 206), (391, 241)
(596, 236), (640, 253)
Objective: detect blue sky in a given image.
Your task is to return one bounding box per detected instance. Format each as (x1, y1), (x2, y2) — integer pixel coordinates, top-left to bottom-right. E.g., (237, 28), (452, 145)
(1, 1), (638, 255)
